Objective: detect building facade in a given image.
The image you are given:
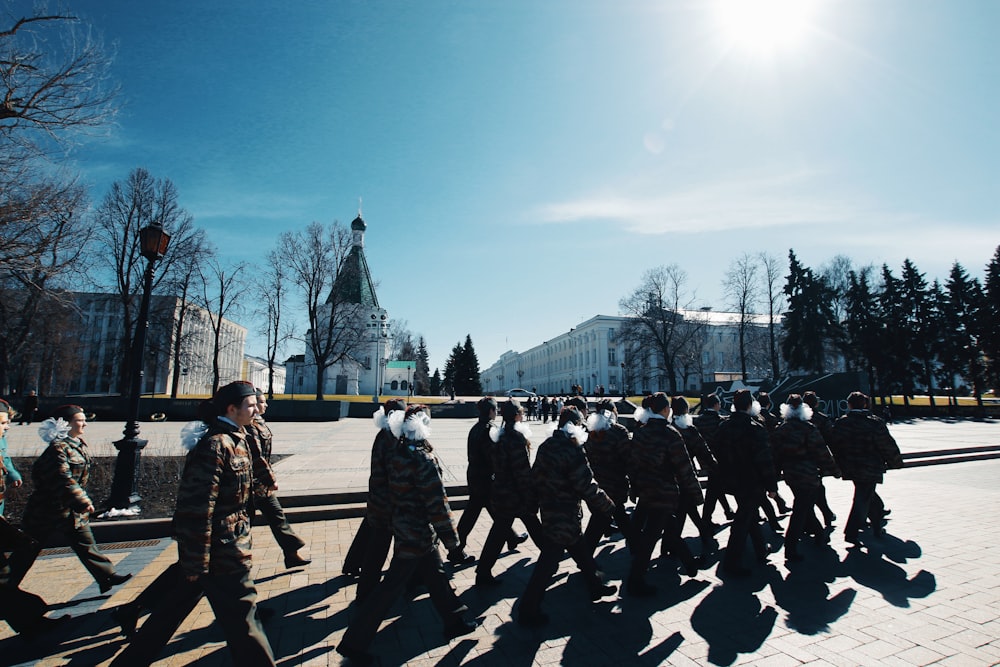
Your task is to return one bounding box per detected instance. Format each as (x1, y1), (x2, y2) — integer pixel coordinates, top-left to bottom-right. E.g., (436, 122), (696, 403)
(482, 309), (779, 396)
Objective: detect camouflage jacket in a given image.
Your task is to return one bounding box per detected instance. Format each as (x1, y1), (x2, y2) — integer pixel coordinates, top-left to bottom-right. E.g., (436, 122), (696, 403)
(675, 422), (717, 476)
(756, 410), (780, 434)
(583, 421), (631, 504)
(809, 411), (835, 448)
(693, 409), (726, 455)
(489, 426), (537, 517)
(22, 436), (93, 531)
(629, 417), (703, 511)
(366, 427), (398, 528)
(173, 419), (254, 577)
(466, 419), (495, 491)
(245, 418), (278, 497)
(713, 412), (778, 495)
(533, 430), (613, 546)
(830, 411), (903, 483)
(388, 437), (460, 558)
(770, 419), (840, 490)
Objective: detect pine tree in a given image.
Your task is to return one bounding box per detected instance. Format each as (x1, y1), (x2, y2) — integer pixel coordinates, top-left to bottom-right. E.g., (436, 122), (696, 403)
(900, 259), (939, 412)
(844, 268), (880, 398)
(940, 262), (987, 413)
(443, 342), (461, 396)
(414, 337), (431, 396)
(429, 368), (442, 396)
(781, 250), (839, 373)
(983, 246), (1000, 390)
(877, 264), (908, 404)
(452, 334), (482, 395)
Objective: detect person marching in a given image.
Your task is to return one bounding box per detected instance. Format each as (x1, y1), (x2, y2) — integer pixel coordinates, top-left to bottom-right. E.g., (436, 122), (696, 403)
(456, 397), (527, 554)
(246, 389), (310, 569)
(694, 394), (735, 527)
(670, 396), (719, 552)
(475, 399), (545, 587)
(0, 399), (23, 518)
(582, 398), (634, 553)
(110, 381), (274, 666)
(831, 391), (903, 545)
(517, 406), (617, 627)
(770, 394), (841, 563)
(7, 404), (131, 593)
(626, 392), (703, 596)
(802, 391), (838, 527)
(337, 405), (476, 665)
(713, 389), (779, 576)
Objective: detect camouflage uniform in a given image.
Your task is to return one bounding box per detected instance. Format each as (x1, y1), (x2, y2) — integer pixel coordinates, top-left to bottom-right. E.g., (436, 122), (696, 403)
(9, 435), (118, 588)
(627, 417), (703, 589)
(245, 416), (306, 558)
(771, 418), (840, 558)
(831, 410), (903, 540)
(339, 434), (470, 656)
(694, 409), (734, 523)
(519, 429), (614, 618)
(808, 409), (838, 525)
(582, 417), (633, 550)
(114, 418), (274, 666)
(674, 420), (717, 541)
(476, 425), (546, 581)
(713, 412), (778, 572)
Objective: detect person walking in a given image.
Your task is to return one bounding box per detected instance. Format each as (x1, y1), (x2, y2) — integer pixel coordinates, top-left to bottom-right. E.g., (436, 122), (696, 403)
(770, 394), (840, 562)
(802, 391), (838, 527)
(517, 406), (617, 627)
(713, 389), (779, 576)
(670, 396), (718, 551)
(475, 400), (545, 587)
(246, 389), (310, 570)
(7, 405), (131, 593)
(831, 391), (903, 545)
(0, 399), (24, 517)
(110, 381), (275, 666)
(694, 394), (735, 527)
(337, 405), (476, 665)
(18, 390), (38, 425)
(582, 398), (633, 552)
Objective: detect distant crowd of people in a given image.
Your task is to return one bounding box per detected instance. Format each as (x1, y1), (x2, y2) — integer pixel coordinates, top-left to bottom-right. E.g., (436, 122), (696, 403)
(0, 385), (904, 665)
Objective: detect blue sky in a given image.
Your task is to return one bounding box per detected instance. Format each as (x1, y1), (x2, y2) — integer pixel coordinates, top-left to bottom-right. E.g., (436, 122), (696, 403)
(28, 0), (1000, 372)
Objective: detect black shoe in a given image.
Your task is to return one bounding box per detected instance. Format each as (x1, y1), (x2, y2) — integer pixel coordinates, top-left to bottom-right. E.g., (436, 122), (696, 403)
(506, 533), (529, 551)
(474, 573), (503, 588)
(284, 553), (311, 569)
(768, 521), (783, 535)
(517, 610), (550, 627)
(100, 572), (132, 594)
(684, 557), (702, 577)
(844, 533), (861, 546)
(110, 604), (140, 637)
(724, 510), (736, 520)
(824, 512), (837, 527)
(776, 500), (791, 514)
(589, 582), (618, 600)
(443, 618), (478, 639)
(336, 644), (374, 665)
(882, 509), (891, 517)
(626, 580), (658, 597)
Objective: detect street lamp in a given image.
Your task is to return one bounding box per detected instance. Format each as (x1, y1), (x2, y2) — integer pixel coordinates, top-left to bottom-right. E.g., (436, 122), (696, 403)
(407, 364), (413, 397)
(109, 222), (170, 509)
(620, 361), (626, 399)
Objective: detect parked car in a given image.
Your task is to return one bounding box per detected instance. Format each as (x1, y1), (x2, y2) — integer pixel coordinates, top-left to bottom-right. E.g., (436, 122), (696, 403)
(506, 388), (537, 398)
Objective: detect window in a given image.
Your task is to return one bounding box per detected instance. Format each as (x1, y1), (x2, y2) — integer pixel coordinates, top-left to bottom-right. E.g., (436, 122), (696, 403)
(608, 348), (617, 364)
(391, 380), (399, 390)
(400, 380), (408, 390)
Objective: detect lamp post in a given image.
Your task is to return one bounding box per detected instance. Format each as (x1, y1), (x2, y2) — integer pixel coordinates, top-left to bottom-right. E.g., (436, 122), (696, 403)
(407, 364), (413, 397)
(109, 222), (170, 509)
(620, 361), (626, 399)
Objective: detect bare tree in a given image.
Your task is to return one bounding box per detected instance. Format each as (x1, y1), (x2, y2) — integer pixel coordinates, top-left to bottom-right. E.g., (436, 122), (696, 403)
(281, 221), (366, 400)
(255, 249), (294, 399)
(89, 168), (200, 392)
(164, 231), (212, 398)
(759, 251), (784, 382)
(199, 258), (246, 394)
(0, 10), (118, 166)
(618, 265), (706, 393)
(723, 253), (759, 381)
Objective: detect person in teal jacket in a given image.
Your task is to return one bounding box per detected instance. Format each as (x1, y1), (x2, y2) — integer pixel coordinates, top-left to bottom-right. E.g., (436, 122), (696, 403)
(0, 399), (24, 517)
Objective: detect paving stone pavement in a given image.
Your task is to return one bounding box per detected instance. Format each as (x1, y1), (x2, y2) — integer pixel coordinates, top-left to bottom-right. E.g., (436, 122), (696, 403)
(2, 415), (999, 666)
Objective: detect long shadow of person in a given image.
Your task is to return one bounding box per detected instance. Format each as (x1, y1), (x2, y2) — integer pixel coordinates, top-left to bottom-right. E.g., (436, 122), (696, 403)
(840, 545), (936, 608)
(770, 546), (856, 635)
(690, 565), (781, 666)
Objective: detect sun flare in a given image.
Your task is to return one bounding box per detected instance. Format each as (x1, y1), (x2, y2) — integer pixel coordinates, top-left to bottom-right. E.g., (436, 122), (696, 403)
(715, 0), (818, 56)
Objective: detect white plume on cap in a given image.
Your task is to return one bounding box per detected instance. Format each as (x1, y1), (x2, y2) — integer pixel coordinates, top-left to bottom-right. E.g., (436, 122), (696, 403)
(673, 413), (693, 430)
(587, 412), (615, 432)
(38, 417), (70, 444)
(561, 421), (588, 444)
(387, 409), (406, 438)
(780, 403), (814, 421)
(632, 407), (651, 425)
(402, 411), (432, 441)
(491, 422), (533, 443)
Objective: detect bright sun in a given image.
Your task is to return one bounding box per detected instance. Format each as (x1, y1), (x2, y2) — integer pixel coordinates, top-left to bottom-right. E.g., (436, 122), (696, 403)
(715, 0), (818, 56)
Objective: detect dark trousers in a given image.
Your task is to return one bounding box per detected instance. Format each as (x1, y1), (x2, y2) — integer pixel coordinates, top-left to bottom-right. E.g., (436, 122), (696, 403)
(476, 512), (545, 578)
(785, 485), (823, 556)
(815, 481), (836, 523)
(846, 481), (884, 537)
(519, 538), (601, 615)
(339, 549), (466, 654)
(629, 503), (694, 585)
(723, 489), (768, 570)
(355, 520), (393, 603)
(9, 521), (116, 588)
(677, 497), (712, 542)
(111, 568), (274, 667)
(701, 476), (733, 523)
(583, 500), (633, 553)
(250, 494), (304, 556)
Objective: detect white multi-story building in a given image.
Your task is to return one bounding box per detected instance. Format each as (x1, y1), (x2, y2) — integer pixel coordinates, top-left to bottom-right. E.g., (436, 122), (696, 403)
(244, 355), (286, 395)
(482, 309), (778, 396)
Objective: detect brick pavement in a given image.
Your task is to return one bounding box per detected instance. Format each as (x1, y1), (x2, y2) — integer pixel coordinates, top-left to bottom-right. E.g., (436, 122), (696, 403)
(2, 417), (1000, 665)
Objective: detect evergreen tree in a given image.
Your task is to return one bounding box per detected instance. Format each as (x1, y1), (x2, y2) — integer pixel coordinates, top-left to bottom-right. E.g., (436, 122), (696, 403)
(443, 342), (461, 396)
(456, 334), (483, 395)
(877, 264), (908, 403)
(781, 250), (839, 373)
(983, 246), (1000, 389)
(414, 337), (431, 395)
(429, 368), (442, 396)
(900, 259), (940, 412)
(940, 262), (987, 413)
(843, 268), (881, 398)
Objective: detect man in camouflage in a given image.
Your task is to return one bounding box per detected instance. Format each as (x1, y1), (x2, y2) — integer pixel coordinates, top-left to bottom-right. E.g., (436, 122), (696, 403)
(8, 404), (130, 593)
(831, 391), (903, 545)
(694, 394), (735, 526)
(627, 392), (703, 596)
(111, 381), (274, 666)
(803, 391), (838, 527)
(582, 398), (633, 552)
(517, 406), (617, 627)
(246, 389), (310, 569)
(337, 405), (475, 665)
